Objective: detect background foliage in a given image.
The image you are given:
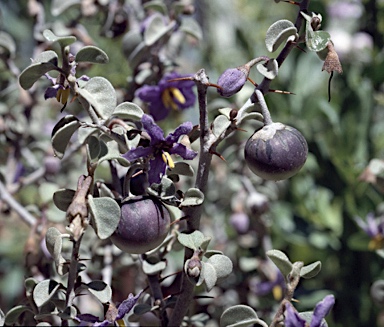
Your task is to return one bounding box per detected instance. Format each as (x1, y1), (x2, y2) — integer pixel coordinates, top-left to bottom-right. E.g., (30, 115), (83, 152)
(1, 0), (384, 326)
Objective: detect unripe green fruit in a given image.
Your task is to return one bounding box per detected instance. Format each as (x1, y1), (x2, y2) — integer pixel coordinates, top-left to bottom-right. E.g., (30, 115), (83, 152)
(244, 122), (308, 181)
(110, 196), (171, 254)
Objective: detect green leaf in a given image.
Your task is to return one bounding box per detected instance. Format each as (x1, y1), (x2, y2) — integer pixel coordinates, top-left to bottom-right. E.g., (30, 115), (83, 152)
(147, 177), (176, 200)
(112, 102), (144, 121)
(25, 278), (38, 298)
(4, 305), (33, 325)
(75, 46), (109, 64)
(133, 303), (152, 315)
(144, 14), (176, 46)
(87, 135), (102, 162)
(180, 17), (203, 41)
(51, 0), (80, 16)
(0, 31), (16, 58)
(97, 140), (130, 167)
(45, 227), (62, 257)
(33, 279), (62, 307)
(38, 182), (58, 205)
(53, 188), (76, 211)
(51, 115), (81, 159)
(142, 260), (167, 275)
(266, 249), (293, 277)
(37, 322), (52, 326)
(199, 261), (217, 291)
(299, 311), (328, 327)
(177, 230), (211, 251)
(220, 305), (259, 327)
(257, 59), (279, 80)
(78, 77), (117, 119)
(300, 261), (322, 279)
(207, 254), (233, 279)
(43, 29), (76, 47)
(59, 306), (77, 320)
(143, 0), (168, 15)
(306, 30), (330, 52)
(86, 281), (112, 304)
(212, 115), (231, 138)
(265, 19), (297, 52)
(167, 162), (194, 177)
(35, 50), (59, 65)
(180, 188), (204, 207)
(88, 195), (121, 240)
(19, 62), (60, 90)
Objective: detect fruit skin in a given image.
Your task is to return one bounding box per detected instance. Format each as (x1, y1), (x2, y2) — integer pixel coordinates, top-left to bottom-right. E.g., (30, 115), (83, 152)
(244, 122), (308, 181)
(110, 195), (171, 254)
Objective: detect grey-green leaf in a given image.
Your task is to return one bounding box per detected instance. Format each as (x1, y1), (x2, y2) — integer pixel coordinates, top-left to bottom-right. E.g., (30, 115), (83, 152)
(147, 177), (176, 200)
(300, 261), (322, 279)
(112, 102), (144, 121)
(266, 249), (293, 277)
(86, 281), (112, 303)
(265, 19), (297, 52)
(257, 59), (279, 80)
(220, 305), (259, 327)
(33, 279), (61, 307)
(167, 162), (194, 177)
(212, 115), (231, 138)
(180, 188), (204, 207)
(143, 0), (168, 15)
(45, 227), (62, 257)
(19, 62), (60, 90)
(78, 77), (117, 119)
(43, 29), (76, 47)
(51, 0), (80, 16)
(144, 14), (176, 46)
(4, 305), (33, 325)
(177, 230), (211, 251)
(0, 31), (16, 58)
(299, 311), (328, 327)
(51, 115), (81, 159)
(142, 260), (167, 275)
(200, 262), (217, 291)
(306, 30), (331, 52)
(207, 254), (233, 279)
(88, 195), (121, 240)
(75, 46), (109, 64)
(53, 188), (76, 211)
(180, 17), (203, 41)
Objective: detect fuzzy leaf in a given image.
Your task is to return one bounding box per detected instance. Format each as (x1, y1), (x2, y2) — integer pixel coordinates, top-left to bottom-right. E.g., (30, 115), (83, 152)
(300, 261), (322, 279)
(265, 19), (297, 52)
(167, 162), (194, 177)
(112, 102), (144, 121)
(87, 136), (102, 162)
(88, 195), (121, 240)
(147, 177), (176, 200)
(4, 305), (33, 325)
(33, 279), (62, 307)
(306, 30), (331, 52)
(142, 260), (167, 275)
(180, 17), (203, 41)
(86, 281), (112, 304)
(19, 62), (59, 90)
(51, 115), (81, 159)
(257, 59), (279, 79)
(75, 46), (109, 64)
(199, 261), (217, 291)
(45, 227), (62, 257)
(266, 249), (293, 277)
(220, 305), (259, 327)
(207, 254), (233, 279)
(143, 0), (168, 14)
(0, 31), (16, 58)
(51, 0), (80, 16)
(78, 77), (117, 119)
(53, 188), (76, 211)
(180, 188), (204, 207)
(144, 14), (175, 46)
(177, 230), (211, 251)
(43, 29), (76, 47)
(212, 115), (231, 138)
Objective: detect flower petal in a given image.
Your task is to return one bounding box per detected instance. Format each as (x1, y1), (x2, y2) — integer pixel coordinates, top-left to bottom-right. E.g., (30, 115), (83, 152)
(148, 155), (167, 185)
(166, 121), (194, 144)
(136, 85), (161, 103)
(149, 102), (170, 121)
(169, 143), (197, 160)
(285, 303), (306, 327)
(310, 295), (335, 327)
(141, 114), (165, 143)
(123, 146), (153, 162)
(116, 291), (142, 320)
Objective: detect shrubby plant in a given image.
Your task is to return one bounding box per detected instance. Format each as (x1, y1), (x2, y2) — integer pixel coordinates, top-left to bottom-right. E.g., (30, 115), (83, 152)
(1, 0), (383, 326)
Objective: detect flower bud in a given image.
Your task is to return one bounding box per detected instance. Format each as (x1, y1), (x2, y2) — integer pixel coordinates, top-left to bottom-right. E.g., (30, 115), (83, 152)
(185, 256), (203, 282)
(217, 65), (249, 97)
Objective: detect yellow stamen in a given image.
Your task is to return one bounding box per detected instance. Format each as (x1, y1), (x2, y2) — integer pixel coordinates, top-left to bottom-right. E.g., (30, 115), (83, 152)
(161, 87), (186, 111)
(60, 88), (70, 104)
(56, 88), (62, 102)
(162, 151), (175, 169)
(272, 285), (283, 301)
(116, 319), (125, 327)
(369, 235), (384, 250)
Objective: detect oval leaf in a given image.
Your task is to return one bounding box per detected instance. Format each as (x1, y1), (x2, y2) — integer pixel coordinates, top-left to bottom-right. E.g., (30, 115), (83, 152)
(142, 260), (167, 275)
(257, 59), (279, 80)
(43, 29), (76, 47)
(207, 254), (233, 279)
(53, 188), (76, 211)
(180, 17), (203, 41)
(33, 279), (61, 308)
(4, 305), (33, 325)
(265, 19), (297, 52)
(78, 77), (117, 119)
(220, 305), (259, 327)
(112, 102), (144, 121)
(212, 115), (231, 138)
(200, 262), (217, 291)
(88, 195), (121, 240)
(167, 162), (194, 177)
(177, 230), (211, 251)
(0, 31), (16, 58)
(45, 227), (62, 257)
(51, 115), (81, 159)
(300, 261), (322, 279)
(19, 62), (59, 90)
(180, 188), (204, 207)
(75, 46), (109, 64)
(147, 177), (176, 200)
(266, 249), (293, 277)
(86, 281), (112, 304)
(306, 30), (331, 52)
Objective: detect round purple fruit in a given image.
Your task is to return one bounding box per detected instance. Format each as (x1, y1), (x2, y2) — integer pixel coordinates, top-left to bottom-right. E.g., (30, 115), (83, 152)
(110, 196), (171, 254)
(244, 122), (308, 181)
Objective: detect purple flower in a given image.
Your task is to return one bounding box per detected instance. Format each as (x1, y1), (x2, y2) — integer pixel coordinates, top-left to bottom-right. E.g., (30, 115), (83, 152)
(285, 295), (335, 327)
(355, 213), (384, 249)
(123, 114), (197, 185)
(251, 270), (285, 300)
(135, 72), (196, 121)
(76, 292), (142, 326)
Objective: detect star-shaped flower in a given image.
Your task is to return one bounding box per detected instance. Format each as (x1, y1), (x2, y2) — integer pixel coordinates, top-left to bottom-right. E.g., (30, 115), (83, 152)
(285, 294), (335, 327)
(123, 114), (197, 185)
(135, 72), (196, 121)
(355, 213), (384, 249)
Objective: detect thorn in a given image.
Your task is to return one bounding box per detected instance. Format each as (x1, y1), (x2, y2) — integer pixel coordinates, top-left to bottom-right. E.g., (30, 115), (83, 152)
(294, 44), (307, 53)
(247, 77), (257, 86)
(282, 0), (300, 5)
(210, 150), (226, 162)
(269, 89), (295, 95)
(170, 215), (189, 226)
(207, 82), (222, 90)
(235, 127), (248, 132)
(167, 77), (194, 82)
